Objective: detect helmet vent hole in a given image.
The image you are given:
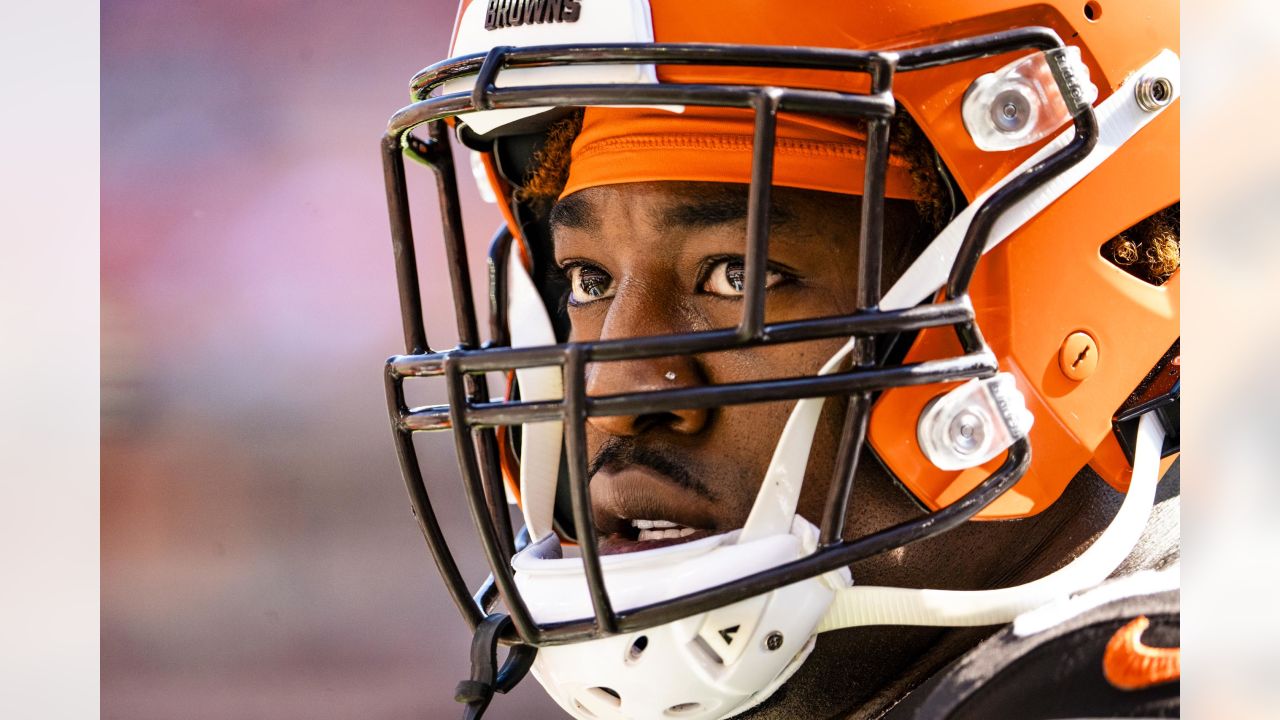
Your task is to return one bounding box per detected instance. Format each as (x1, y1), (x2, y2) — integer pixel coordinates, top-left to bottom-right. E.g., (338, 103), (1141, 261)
(586, 686), (622, 707)
(626, 635), (649, 663)
(1099, 204), (1179, 286)
(1083, 1), (1102, 21)
(664, 702), (703, 716)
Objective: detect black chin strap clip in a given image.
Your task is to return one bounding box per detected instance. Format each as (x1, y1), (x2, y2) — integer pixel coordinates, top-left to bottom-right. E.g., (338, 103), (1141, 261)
(455, 613), (538, 720)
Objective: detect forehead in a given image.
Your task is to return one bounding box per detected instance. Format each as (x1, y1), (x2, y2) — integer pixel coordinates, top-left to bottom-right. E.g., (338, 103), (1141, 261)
(549, 182), (852, 239)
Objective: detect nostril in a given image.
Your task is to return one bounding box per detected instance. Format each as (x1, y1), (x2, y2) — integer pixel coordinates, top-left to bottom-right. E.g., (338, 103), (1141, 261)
(586, 411), (647, 438)
(591, 407), (708, 438)
(629, 405), (709, 436)
(633, 410), (685, 434)
(585, 358), (709, 435)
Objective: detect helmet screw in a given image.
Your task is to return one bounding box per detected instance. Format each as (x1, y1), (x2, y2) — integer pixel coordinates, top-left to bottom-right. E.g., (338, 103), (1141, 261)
(1135, 75), (1174, 112)
(764, 632), (784, 651)
(1058, 331), (1099, 381)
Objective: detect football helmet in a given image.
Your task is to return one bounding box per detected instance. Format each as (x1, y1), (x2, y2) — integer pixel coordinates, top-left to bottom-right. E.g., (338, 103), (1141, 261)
(379, 1), (1179, 718)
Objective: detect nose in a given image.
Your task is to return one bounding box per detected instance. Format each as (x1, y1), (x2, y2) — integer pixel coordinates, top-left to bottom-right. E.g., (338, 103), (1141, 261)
(585, 357), (709, 437)
(583, 284), (710, 437)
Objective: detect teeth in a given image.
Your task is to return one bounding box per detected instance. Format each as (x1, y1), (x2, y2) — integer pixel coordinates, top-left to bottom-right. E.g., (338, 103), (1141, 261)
(636, 527), (698, 542)
(628, 519), (698, 542)
(630, 519), (680, 530)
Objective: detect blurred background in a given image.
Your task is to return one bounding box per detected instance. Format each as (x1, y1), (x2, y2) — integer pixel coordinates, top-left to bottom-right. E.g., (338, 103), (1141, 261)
(49, 0), (1280, 718)
(101, 1), (560, 717)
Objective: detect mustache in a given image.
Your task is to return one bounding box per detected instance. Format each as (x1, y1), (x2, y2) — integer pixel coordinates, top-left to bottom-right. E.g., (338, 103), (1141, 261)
(587, 437), (717, 502)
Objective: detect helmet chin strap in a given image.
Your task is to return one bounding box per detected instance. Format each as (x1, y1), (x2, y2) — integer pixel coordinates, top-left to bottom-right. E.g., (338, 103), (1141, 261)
(737, 49), (1180, 544)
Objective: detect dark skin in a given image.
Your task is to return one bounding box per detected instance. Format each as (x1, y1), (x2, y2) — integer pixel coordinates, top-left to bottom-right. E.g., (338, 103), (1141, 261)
(550, 181), (1120, 718)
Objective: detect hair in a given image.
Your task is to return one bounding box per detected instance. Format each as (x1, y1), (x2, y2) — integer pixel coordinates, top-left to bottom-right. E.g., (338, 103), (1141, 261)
(515, 109), (584, 210)
(1102, 203), (1180, 285)
(886, 107), (949, 236)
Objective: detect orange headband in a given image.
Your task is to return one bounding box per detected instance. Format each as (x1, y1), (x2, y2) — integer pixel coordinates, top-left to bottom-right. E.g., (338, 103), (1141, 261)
(560, 105), (919, 200)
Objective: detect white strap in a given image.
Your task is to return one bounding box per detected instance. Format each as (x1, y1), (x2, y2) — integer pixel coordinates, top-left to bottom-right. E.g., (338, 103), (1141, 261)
(1012, 564), (1179, 638)
(737, 339), (850, 544)
(736, 49), (1180, 545)
(508, 243), (564, 541)
(816, 411), (1167, 631)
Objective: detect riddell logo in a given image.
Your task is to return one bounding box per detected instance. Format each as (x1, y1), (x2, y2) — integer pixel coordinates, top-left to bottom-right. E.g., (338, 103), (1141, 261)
(1050, 51), (1088, 114)
(485, 0), (582, 30)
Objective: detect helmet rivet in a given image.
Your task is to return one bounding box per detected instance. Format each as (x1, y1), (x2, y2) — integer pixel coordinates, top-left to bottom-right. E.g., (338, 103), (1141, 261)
(948, 411), (986, 454)
(764, 632), (784, 651)
(1058, 332), (1099, 381)
(1135, 75), (1174, 112)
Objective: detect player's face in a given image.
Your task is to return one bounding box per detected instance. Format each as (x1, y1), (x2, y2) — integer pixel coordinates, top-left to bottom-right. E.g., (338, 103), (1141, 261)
(550, 179), (1039, 583)
(549, 180), (1087, 717)
(551, 181), (882, 554)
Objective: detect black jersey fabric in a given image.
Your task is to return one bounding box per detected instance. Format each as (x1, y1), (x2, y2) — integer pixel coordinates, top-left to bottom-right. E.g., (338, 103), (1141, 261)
(882, 582), (1180, 719)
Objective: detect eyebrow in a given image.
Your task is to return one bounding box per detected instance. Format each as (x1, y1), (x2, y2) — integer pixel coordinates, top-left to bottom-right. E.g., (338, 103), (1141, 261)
(660, 193), (795, 233)
(548, 194), (597, 232)
(548, 190), (796, 236)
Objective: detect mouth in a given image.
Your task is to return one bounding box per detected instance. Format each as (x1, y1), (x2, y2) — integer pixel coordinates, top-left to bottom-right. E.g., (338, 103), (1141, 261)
(597, 519), (719, 555)
(591, 465), (722, 555)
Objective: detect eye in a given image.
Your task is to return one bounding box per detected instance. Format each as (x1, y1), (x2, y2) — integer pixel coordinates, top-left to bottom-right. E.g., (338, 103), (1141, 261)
(565, 263), (616, 305)
(700, 258), (786, 297)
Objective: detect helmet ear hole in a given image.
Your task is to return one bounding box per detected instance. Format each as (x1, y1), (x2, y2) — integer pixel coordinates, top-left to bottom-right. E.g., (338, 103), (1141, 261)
(626, 635), (649, 663)
(664, 701), (704, 716)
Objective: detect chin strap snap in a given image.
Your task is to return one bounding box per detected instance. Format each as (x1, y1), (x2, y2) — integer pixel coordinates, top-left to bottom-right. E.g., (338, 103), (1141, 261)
(455, 614), (538, 720)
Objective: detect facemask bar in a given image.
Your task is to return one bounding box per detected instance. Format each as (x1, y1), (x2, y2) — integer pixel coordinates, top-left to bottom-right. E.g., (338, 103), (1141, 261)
(381, 27), (1097, 647)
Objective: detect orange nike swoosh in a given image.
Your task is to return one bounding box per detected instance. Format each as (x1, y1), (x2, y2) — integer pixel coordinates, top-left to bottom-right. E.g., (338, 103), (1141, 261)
(1102, 615), (1181, 691)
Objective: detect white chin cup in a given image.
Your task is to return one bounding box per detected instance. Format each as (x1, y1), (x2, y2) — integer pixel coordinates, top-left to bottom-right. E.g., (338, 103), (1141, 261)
(513, 517), (850, 720)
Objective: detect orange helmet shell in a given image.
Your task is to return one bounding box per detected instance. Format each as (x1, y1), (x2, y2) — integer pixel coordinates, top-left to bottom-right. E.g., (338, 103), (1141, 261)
(642, 0), (1181, 517)
(457, 0), (1180, 518)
